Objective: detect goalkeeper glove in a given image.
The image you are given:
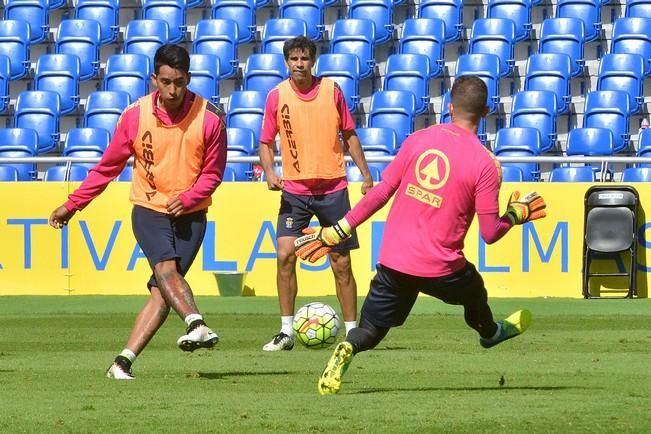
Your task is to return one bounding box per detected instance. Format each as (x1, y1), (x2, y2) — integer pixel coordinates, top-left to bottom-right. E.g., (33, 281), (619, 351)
(294, 218), (353, 263)
(504, 191), (547, 225)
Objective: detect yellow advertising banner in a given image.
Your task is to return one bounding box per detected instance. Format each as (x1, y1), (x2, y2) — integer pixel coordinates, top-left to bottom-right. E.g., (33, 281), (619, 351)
(0, 182), (649, 297)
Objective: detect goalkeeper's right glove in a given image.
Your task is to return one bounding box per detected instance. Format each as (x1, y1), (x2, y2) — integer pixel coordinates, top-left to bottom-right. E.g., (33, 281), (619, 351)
(294, 218), (352, 263)
(504, 191), (547, 225)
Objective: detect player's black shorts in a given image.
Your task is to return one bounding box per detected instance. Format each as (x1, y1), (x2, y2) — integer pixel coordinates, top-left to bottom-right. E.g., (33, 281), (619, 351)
(361, 262), (488, 328)
(131, 205), (207, 289)
(276, 188), (359, 252)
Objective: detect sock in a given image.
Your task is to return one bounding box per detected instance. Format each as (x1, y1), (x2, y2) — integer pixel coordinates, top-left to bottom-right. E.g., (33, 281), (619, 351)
(119, 349), (136, 364)
(281, 316), (294, 336)
(184, 313), (203, 327)
(488, 322), (501, 341)
(344, 321), (357, 336)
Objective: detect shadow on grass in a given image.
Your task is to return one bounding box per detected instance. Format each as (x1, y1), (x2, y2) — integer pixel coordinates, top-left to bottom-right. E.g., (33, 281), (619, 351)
(190, 370), (296, 380)
(352, 385), (594, 394)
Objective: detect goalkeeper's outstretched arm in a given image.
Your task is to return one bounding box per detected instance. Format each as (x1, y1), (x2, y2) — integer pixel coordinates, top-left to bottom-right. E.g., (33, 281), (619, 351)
(479, 190), (547, 244)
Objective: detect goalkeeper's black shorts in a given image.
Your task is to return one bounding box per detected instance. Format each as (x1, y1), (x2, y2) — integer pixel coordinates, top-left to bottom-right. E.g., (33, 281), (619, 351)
(131, 205), (207, 289)
(361, 262), (490, 328)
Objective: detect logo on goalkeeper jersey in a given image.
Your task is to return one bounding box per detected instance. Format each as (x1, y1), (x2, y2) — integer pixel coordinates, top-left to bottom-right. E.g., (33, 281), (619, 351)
(414, 149), (449, 190)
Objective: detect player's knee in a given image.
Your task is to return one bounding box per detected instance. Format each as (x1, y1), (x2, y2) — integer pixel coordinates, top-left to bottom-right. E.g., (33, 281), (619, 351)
(347, 317), (389, 353)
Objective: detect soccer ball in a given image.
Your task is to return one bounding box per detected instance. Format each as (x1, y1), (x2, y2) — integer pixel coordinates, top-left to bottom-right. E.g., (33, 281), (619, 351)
(293, 302), (340, 349)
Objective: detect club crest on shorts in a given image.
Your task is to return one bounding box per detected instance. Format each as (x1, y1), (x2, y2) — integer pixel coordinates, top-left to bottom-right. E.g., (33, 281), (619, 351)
(285, 217), (294, 229)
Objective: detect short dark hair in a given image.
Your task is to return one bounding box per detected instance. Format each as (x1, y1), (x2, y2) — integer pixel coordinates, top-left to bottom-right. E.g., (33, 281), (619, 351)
(450, 75), (488, 118)
(283, 36), (317, 61)
(153, 44), (190, 74)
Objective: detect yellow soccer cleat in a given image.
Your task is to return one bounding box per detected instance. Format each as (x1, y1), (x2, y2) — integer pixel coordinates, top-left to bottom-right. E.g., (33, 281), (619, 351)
(480, 309), (532, 349)
(318, 341), (354, 395)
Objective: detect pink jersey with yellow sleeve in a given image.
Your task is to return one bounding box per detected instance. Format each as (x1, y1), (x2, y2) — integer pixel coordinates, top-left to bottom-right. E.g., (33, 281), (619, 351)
(346, 123), (502, 277)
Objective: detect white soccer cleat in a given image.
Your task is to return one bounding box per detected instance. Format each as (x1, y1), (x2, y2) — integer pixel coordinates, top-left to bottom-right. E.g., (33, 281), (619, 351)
(177, 325), (220, 352)
(262, 332), (295, 351)
(106, 362), (135, 380)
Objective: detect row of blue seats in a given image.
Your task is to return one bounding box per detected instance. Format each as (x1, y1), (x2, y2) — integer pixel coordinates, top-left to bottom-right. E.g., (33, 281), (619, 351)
(7, 0), (650, 47)
(3, 163), (650, 182)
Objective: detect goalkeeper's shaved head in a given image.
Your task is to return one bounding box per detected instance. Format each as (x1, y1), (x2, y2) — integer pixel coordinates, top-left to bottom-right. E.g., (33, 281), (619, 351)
(450, 75), (489, 121)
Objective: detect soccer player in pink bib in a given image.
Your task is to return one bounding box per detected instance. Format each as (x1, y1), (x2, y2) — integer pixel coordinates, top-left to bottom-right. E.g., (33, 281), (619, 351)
(294, 75), (547, 395)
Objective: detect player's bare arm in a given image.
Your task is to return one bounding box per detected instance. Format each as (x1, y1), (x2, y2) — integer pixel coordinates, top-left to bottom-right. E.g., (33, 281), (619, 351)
(342, 129), (373, 194)
(49, 205), (76, 229)
(259, 141), (283, 191)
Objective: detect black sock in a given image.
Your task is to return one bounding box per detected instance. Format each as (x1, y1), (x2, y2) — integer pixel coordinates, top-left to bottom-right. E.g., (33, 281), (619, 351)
(114, 355), (132, 371)
(188, 319), (207, 332)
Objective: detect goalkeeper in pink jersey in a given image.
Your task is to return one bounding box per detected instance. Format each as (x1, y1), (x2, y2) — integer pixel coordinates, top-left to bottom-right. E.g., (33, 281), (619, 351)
(294, 76), (547, 395)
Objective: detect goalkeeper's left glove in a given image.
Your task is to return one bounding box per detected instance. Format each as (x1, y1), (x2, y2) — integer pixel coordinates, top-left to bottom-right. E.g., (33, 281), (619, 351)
(294, 218), (353, 263)
(504, 191), (547, 225)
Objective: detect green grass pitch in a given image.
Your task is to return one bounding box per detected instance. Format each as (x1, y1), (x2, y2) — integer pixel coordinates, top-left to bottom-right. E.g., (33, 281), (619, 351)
(2, 296), (651, 433)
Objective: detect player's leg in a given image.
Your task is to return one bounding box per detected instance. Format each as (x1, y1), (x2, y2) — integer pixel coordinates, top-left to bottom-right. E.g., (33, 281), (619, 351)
(423, 262), (531, 348)
(318, 264), (417, 395)
(167, 210), (219, 352)
(263, 192), (312, 351)
(106, 285), (170, 380)
(315, 188), (360, 336)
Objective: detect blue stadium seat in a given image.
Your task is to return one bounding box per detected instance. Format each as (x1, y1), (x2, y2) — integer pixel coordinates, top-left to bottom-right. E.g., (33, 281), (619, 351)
(189, 54), (220, 104)
(255, 0), (272, 7)
(34, 54), (81, 115)
(124, 20), (170, 69)
(74, 0), (119, 45)
(261, 18), (308, 55)
(4, 0), (49, 43)
(469, 18), (516, 78)
(14, 90), (61, 154)
(565, 127), (614, 178)
(226, 127), (255, 181)
(349, 0), (393, 45)
(549, 166), (595, 181)
(330, 18), (376, 79)
(63, 127), (110, 169)
(487, 0), (532, 41)
(383, 53), (431, 114)
(610, 17), (651, 75)
(399, 18), (445, 78)
(356, 126), (397, 173)
(49, 0), (66, 10)
(493, 127), (542, 181)
(116, 164), (133, 181)
(524, 53), (572, 114)
(222, 165), (239, 182)
(418, 0), (463, 42)
(227, 127), (256, 155)
(367, 90), (416, 146)
(0, 165), (19, 181)
(439, 90), (451, 124)
(55, 20), (101, 81)
(0, 128), (38, 180)
(211, 0), (256, 43)
(314, 53), (360, 112)
(279, 0), (325, 41)
(0, 55), (10, 113)
(539, 18), (585, 77)
(510, 90), (558, 153)
(638, 128), (651, 159)
(193, 19), (239, 79)
(143, 0), (187, 43)
(44, 165), (89, 181)
(597, 53), (644, 114)
(500, 165), (524, 182)
(622, 167), (651, 181)
(0, 20), (31, 80)
(104, 54), (151, 102)
(346, 165), (382, 182)
(84, 90), (131, 137)
(243, 53), (289, 95)
(626, 0), (651, 17)
(583, 90), (631, 153)
(556, 0), (601, 41)
(455, 54), (500, 114)
(226, 90), (266, 145)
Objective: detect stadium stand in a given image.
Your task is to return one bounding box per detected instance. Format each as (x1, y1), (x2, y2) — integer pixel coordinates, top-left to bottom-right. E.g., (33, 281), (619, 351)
(0, 55), (10, 114)
(242, 53), (289, 94)
(549, 166), (596, 182)
(143, 0), (187, 44)
(192, 19), (239, 79)
(329, 18), (376, 79)
(63, 127), (110, 169)
(493, 127), (542, 181)
(314, 53), (361, 112)
(279, 0), (325, 41)
(383, 53), (430, 114)
(261, 18), (308, 55)
(538, 17), (585, 77)
(0, 165), (19, 181)
(398, 18), (445, 78)
(74, 0), (119, 44)
(188, 53), (221, 104)
(44, 165), (89, 181)
(0, 128), (38, 180)
(34, 54), (81, 115)
(523, 53), (572, 114)
(14, 91), (61, 154)
(55, 19), (101, 81)
(468, 18), (516, 78)
(0, 20), (30, 80)
(486, 0), (532, 41)
(104, 54), (151, 103)
(417, 0), (463, 42)
(367, 90), (416, 146)
(226, 90), (266, 146)
(348, 0), (394, 45)
(211, 0), (257, 44)
(123, 19), (170, 69)
(4, 0), (49, 44)
(84, 90), (131, 138)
